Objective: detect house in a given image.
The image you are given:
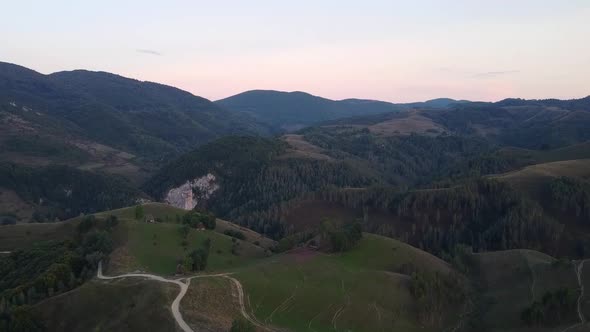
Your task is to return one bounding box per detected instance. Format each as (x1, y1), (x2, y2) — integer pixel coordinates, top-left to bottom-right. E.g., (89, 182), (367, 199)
(145, 214), (155, 223)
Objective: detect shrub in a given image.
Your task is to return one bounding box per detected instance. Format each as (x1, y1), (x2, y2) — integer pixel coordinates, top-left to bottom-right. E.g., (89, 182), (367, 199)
(224, 229), (246, 240)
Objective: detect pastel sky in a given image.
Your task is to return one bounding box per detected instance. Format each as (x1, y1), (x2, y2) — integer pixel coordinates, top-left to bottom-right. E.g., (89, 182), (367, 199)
(1, 0), (589, 102)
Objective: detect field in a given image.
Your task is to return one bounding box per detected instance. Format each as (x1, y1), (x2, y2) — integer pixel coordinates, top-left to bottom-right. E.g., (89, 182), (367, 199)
(473, 249), (580, 332)
(95, 202), (189, 221)
(234, 233), (459, 332)
(499, 141), (590, 164)
(0, 220), (76, 251)
(492, 158), (590, 198)
(280, 134), (332, 160)
(181, 277), (244, 331)
(215, 218), (277, 250)
(95, 203), (271, 275)
(117, 220), (267, 275)
(368, 112), (445, 136)
(33, 279), (177, 332)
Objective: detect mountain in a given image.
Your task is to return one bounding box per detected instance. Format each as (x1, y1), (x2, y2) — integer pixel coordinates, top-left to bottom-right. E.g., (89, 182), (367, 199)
(0, 62), (271, 164)
(0, 61), (273, 222)
(147, 93), (590, 247)
(216, 89), (465, 131)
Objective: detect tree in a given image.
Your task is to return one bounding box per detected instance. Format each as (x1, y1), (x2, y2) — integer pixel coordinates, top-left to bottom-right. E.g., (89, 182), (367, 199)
(188, 248), (208, 271)
(8, 305), (44, 332)
(81, 231), (113, 256)
(77, 215), (95, 234)
(186, 238), (211, 271)
(178, 225), (190, 239)
(135, 205), (144, 220)
(106, 215), (119, 229)
(230, 317), (255, 332)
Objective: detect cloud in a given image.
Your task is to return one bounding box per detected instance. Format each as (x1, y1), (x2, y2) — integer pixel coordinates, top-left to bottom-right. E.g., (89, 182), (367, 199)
(136, 49), (163, 56)
(472, 70), (520, 79)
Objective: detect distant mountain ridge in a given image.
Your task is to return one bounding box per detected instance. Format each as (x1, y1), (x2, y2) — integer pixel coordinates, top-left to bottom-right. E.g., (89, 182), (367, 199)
(0, 61), (271, 162)
(216, 89), (467, 131)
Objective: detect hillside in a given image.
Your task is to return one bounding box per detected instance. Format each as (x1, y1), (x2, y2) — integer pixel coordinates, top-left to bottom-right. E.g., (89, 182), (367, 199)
(492, 159), (590, 197)
(234, 233), (463, 332)
(0, 62), (270, 165)
(33, 279), (178, 332)
(472, 249), (582, 331)
(0, 163), (144, 223)
(2, 201), (588, 332)
(216, 90), (464, 132)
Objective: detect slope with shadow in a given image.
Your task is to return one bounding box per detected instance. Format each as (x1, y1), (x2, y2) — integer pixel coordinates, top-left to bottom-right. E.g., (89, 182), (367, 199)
(472, 249), (583, 331)
(0, 61), (270, 164)
(33, 279), (178, 332)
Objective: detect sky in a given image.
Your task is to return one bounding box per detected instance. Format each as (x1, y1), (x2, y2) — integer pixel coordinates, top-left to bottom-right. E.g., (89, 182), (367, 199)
(1, 0), (589, 102)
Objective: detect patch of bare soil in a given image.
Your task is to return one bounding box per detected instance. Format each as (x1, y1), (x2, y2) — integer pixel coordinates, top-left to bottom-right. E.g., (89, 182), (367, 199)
(369, 113), (445, 136)
(0, 188), (34, 222)
(279, 134), (332, 160)
(108, 245), (140, 274)
(288, 247), (319, 264)
(181, 278), (242, 332)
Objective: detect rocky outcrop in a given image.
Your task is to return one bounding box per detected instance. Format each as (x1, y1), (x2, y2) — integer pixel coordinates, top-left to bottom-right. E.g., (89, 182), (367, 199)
(164, 173), (219, 210)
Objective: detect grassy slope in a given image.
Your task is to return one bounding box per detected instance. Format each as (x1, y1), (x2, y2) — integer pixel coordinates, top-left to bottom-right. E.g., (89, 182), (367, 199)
(122, 220), (267, 275)
(499, 141), (590, 164)
(235, 233), (458, 332)
(473, 250), (579, 332)
(33, 279), (177, 332)
(97, 203), (270, 275)
(493, 159), (590, 195)
(181, 277), (243, 332)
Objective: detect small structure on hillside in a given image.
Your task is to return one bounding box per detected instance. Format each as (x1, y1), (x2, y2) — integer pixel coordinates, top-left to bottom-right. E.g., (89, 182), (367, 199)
(145, 214), (155, 223)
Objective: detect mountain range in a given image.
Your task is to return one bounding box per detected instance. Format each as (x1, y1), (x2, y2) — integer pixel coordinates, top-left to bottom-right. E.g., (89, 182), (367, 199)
(2, 60), (590, 332)
(216, 89), (469, 131)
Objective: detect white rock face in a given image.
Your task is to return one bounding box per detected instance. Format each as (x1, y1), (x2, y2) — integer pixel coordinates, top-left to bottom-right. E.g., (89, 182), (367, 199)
(164, 173), (219, 210)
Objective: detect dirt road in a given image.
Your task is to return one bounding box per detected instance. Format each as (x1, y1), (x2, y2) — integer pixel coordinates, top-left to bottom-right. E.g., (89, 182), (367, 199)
(97, 262), (272, 332)
(561, 259), (588, 332)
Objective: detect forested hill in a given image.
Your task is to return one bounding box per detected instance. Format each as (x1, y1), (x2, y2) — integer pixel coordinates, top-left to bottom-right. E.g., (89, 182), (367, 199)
(146, 96), (590, 244)
(216, 89), (466, 131)
(0, 62), (271, 161)
(318, 96), (590, 150)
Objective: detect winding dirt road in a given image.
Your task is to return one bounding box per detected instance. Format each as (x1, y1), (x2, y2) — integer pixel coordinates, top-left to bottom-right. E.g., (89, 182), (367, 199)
(97, 262), (272, 332)
(97, 262), (195, 332)
(561, 259), (588, 332)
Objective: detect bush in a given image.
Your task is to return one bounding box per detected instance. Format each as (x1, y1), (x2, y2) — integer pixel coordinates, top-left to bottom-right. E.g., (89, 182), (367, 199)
(105, 215), (119, 229)
(183, 211), (216, 229)
(134, 205), (144, 220)
(224, 229), (246, 240)
(186, 238), (211, 271)
(77, 215), (96, 234)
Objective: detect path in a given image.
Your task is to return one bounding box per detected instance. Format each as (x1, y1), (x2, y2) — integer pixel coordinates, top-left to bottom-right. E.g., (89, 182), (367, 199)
(526, 258), (537, 302)
(560, 259), (588, 332)
(97, 262), (253, 332)
(97, 262), (194, 332)
(223, 275), (276, 331)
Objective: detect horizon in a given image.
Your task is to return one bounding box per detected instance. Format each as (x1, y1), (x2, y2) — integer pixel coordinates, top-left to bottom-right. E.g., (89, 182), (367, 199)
(5, 60), (589, 104)
(2, 1), (589, 103)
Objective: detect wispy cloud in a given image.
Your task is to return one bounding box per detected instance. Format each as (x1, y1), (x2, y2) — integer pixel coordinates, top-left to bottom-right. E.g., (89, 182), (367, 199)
(136, 49), (163, 56)
(472, 70), (520, 79)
